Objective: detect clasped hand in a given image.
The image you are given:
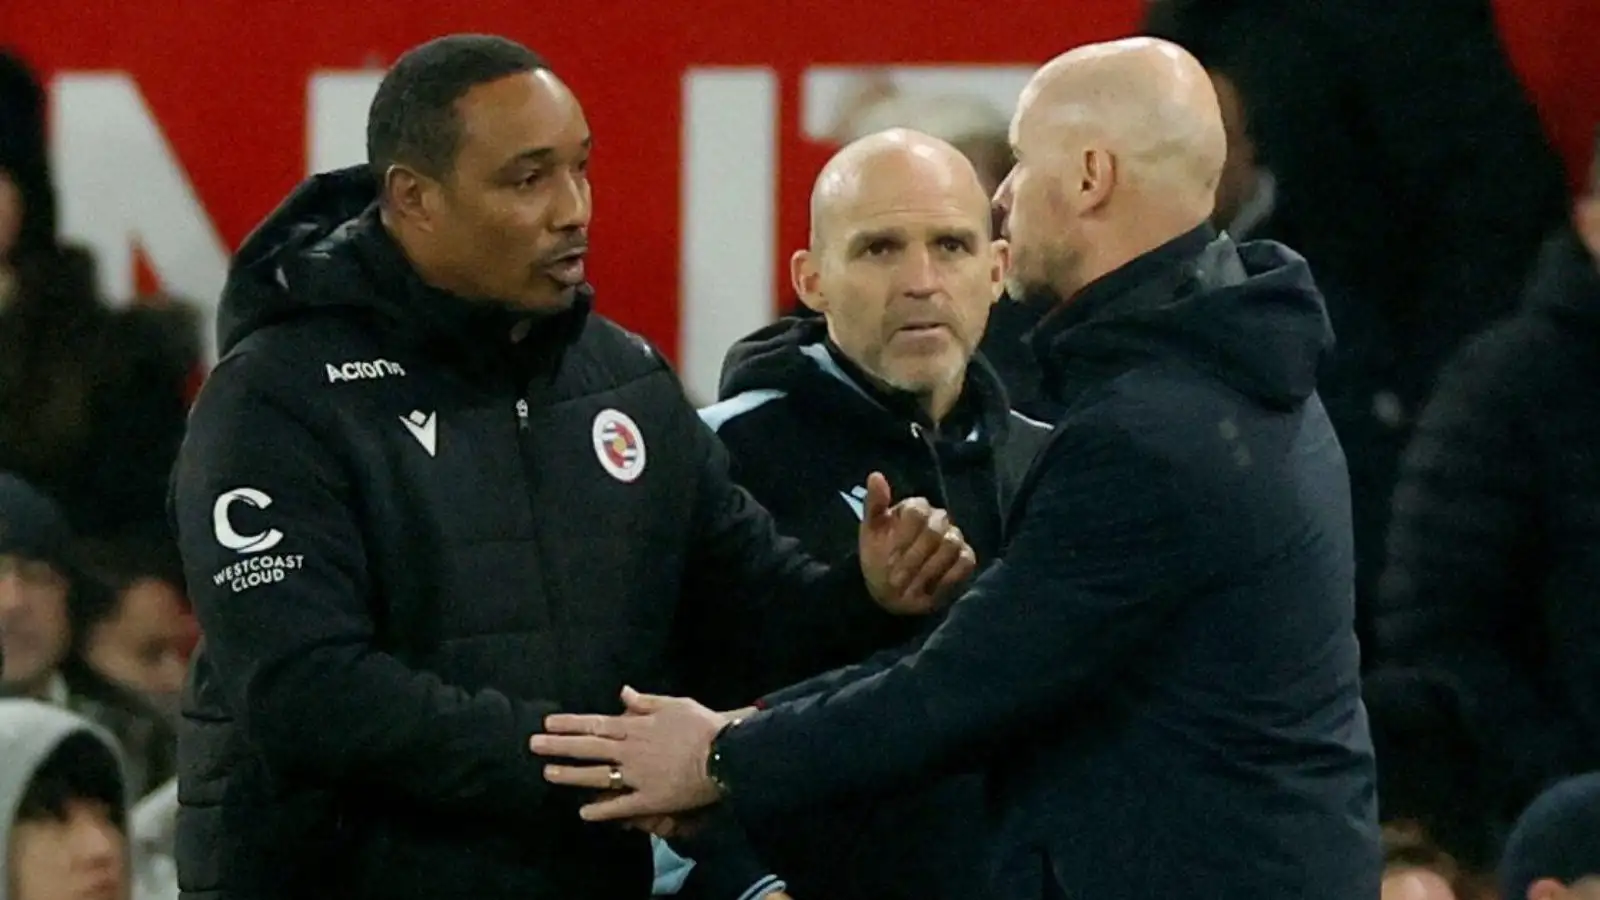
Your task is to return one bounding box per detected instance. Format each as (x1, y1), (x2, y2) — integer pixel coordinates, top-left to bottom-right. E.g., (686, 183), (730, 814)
(529, 472), (973, 826)
(857, 470), (976, 613)
(530, 686), (728, 826)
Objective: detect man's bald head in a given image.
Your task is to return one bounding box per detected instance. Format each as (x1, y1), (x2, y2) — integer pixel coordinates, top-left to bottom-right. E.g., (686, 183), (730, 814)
(1019, 37), (1226, 203)
(791, 127), (1009, 424)
(995, 37), (1228, 304)
(808, 128), (992, 250)
(806, 127), (992, 248)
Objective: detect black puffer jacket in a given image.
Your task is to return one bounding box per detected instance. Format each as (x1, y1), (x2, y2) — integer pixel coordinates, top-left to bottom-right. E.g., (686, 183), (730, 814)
(1379, 229), (1600, 810)
(170, 167), (897, 900)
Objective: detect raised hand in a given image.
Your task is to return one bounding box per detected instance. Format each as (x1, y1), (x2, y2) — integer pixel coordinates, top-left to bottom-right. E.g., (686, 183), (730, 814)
(858, 471), (976, 614)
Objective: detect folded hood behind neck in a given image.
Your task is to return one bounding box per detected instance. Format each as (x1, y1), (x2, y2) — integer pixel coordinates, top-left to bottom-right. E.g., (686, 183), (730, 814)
(0, 700), (129, 898)
(216, 165), (592, 361)
(1035, 229), (1334, 412)
(717, 314), (1014, 446)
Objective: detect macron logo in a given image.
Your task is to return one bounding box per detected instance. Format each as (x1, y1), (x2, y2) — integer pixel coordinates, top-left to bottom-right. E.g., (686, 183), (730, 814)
(400, 410), (437, 457)
(839, 485), (867, 521)
(326, 359), (406, 383)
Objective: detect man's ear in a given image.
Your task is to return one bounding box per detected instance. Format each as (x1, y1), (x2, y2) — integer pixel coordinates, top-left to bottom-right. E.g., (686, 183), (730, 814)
(383, 165), (440, 233)
(1079, 146), (1117, 213)
(791, 248), (827, 314)
(988, 238), (1011, 302)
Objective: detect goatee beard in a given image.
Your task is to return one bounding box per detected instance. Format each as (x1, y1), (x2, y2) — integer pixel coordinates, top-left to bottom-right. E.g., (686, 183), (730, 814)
(1006, 277), (1070, 313)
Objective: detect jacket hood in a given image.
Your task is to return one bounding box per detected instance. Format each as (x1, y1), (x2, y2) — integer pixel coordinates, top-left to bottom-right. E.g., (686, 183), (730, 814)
(218, 166), (382, 356)
(217, 165), (592, 361)
(1523, 227), (1600, 331)
(718, 314), (1020, 448)
(0, 699), (129, 899)
(1034, 227), (1334, 412)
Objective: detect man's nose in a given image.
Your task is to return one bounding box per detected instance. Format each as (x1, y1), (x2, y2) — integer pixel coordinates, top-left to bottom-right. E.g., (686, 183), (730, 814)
(551, 169), (591, 231)
(898, 245), (940, 298)
(68, 806), (125, 867)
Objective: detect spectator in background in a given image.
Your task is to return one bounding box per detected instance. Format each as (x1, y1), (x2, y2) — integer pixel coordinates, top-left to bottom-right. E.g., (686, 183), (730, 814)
(1144, 0), (1571, 650)
(76, 536), (192, 720)
(0, 700), (132, 900)
(0, 474), (176, 800)
(816, 75), (1056, 420)
(1377, 156), (1600, 819)
(1382, 822), (1468, 900)
(0, 49), (197, 540)
(1207, 69), (1276, 242)
(1499, 773), (1600, 900)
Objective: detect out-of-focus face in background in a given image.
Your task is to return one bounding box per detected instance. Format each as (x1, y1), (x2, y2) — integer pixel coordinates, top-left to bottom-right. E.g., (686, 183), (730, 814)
(395, 69), (593, 313)
(0, 554), (72, 695)
(1209, 69), (1257, 229)
(1577, 195), (1600, 263)
(0, 169), (21, 263)
(9, 795), (129, 900)
(84, 577), (189, 702)
(1381, 867), (1459, 900)
(794, 131), (1008, 415)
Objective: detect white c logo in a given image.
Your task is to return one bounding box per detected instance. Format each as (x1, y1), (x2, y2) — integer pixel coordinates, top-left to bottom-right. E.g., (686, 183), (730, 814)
(212, 488), (284, 554)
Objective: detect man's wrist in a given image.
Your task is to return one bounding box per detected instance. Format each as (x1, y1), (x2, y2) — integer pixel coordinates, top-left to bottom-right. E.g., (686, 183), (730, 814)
(705, 716), (744, 798)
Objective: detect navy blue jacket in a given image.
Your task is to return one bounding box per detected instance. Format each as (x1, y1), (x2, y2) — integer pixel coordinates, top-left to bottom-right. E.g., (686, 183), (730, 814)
(719, 227), (1382, 900)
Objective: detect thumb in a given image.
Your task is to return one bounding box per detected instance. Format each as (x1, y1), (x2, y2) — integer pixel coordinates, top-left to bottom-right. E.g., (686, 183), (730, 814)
(621, 685), (664, 714)
(863, 471), (894, 524)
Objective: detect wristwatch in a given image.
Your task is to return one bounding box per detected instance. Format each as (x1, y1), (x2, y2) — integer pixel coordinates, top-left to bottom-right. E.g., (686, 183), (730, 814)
(705, 716), (744, 798)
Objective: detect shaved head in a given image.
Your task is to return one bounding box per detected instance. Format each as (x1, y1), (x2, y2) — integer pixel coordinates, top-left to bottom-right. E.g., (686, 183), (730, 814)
(1022, 37), (1226, 199)
(995, 37), (1228, 305)
(809, 128), (993, 249)
(792, 128), (1008, 423)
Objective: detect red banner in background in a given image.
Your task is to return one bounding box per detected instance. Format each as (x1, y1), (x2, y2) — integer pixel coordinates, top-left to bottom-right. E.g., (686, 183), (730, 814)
(2, 0), (1592, 400)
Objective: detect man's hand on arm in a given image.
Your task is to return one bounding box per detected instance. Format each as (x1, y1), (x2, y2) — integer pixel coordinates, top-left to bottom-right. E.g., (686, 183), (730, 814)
(531, 686), (727, 821)
(535, 417), (1199, 825)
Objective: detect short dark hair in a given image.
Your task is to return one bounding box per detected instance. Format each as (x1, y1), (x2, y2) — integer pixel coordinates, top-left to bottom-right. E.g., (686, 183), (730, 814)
(75, 534), (188, 608)
(366, 34), (549, 184)
(16, 732), (126, 827)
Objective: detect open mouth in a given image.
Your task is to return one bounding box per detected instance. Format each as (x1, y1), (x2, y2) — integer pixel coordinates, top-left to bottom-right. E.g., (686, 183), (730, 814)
(543, 247), (588, 284)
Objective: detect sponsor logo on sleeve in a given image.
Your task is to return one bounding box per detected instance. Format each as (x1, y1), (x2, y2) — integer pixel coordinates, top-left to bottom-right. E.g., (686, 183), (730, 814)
(209, 487), (303, 594)
(212, 488), (283, 553)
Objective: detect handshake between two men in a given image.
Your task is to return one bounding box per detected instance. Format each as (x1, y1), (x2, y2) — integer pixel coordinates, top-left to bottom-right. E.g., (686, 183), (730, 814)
(529, 471), (974, 832)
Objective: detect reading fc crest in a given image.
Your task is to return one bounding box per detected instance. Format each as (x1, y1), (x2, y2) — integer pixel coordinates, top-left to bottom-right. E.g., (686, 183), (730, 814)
(591, 408), (647, 483)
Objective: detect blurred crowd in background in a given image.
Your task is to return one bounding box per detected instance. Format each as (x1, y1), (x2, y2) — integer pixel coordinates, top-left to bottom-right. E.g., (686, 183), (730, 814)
(2, 1), (1599, 898)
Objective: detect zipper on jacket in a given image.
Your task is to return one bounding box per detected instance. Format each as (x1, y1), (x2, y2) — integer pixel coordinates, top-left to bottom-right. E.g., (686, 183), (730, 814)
(510, 386), (573, 704)
(909, 422), (954, 508)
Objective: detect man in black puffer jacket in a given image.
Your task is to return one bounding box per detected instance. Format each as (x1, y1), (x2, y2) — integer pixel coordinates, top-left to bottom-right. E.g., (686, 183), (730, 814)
(169, 34), (973, 900)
